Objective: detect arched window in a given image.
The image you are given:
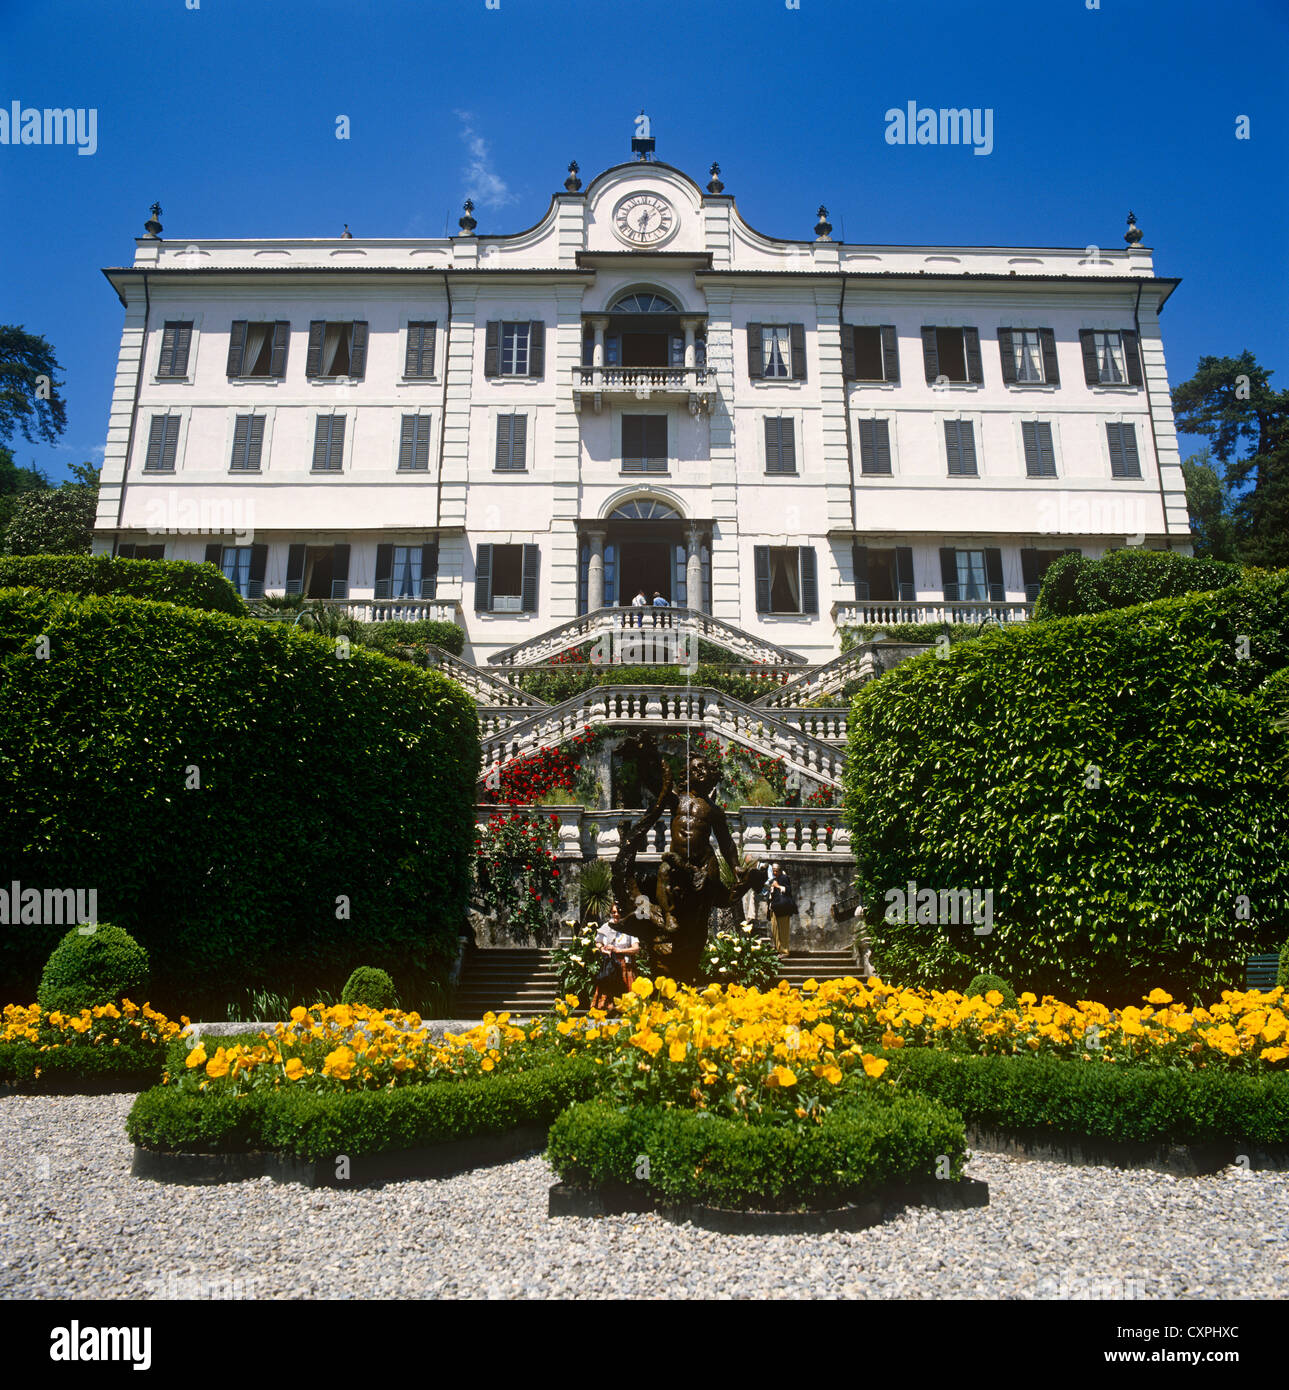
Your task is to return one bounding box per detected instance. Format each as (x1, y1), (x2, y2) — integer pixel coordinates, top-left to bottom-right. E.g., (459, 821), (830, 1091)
(608, 499), (680, 521)
(609, 292), (678, 314)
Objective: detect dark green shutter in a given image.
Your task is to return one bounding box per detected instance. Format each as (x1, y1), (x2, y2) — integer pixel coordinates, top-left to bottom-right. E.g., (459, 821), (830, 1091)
(145, 416), (166, 471)
(521, 544), (539, 613)
(880, 325), (899, 383)
(511, 414), (527, 468)
(939, 548), (959, 602)
(1106, 423), (1124, 476)
(1122, 423), (1141, 476)
(270, 321), (290, 378)
(160, 322), (191, 377)
(374, 543), (394, 599)
(747, 323), (763, 379)
(998, 328), (1016, 384)
(158, 324), (176, 377)
(800, 547), (818, 614)
(840, 325), (856, 380)
(226, 320), (248, 377)
(399, 416), (416, 470)
(305, 322), (326, 378)
(1079, 330), (1100, 385)
(944, 420), (961, 475)
(495, 415), (511, 470)
(1021, 548), (1041, 602)
(1039, 328), (1059, 385)
(1109, 422), (1141, 478)
(205, 543), (223, 567)
(475, 544), (492, 612)
(415, 416), (431, 470)
(964, 327), (983, 384)
(1122, 329), (1143, 387)
(781, 418), (796, 472)
(857, 419), (874, 473)
(754, 546), (771, 612)
(873, 419), (891, 474)
(231, 415), (250, 469)
(312, 416), (330, 470)
(789, 323), (806, 381)
(960, 421), (977, 474)
(895, 545), (914, 601)
(404, 324), (421, 378)
(248, 544), (268, 600)
(984, 547), (1004, 602)
(348, 322), (369, 379)
(1021, 421), (1039, 475)
(286, 544), (306, 596)
(852, 543), (869, 600)
(483, 322), (500, 377)
(1036, 422), (1055, 475)
(331, 544), (350, 601)
(116, 543), (136, 559)
(420, 543), (438, 599)
(528, 322), (545, 378)
(921, 327), (939, 383)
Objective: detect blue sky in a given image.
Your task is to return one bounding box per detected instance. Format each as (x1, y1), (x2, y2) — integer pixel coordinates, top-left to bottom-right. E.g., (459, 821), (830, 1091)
(2, 0), (1286, 483)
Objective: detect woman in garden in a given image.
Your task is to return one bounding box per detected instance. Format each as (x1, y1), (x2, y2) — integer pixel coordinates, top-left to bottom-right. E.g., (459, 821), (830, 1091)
(766, 861), (796, 954)
(611, 910), (642, 994)
(590, 913), (622, 1012)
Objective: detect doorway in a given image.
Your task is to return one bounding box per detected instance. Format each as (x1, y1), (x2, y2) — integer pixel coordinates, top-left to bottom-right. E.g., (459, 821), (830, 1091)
(305, 547), (334, 599)
(617, 540), (672, 605)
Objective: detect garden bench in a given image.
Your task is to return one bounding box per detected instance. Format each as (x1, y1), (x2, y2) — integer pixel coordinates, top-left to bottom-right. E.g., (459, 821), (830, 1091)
(1245, 954), (1281, 990)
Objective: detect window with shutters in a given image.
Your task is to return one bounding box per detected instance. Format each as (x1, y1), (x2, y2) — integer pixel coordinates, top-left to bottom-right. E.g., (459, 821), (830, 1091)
(390, 547), (422, 599)
(622, 415), (668, 473)
(116, 543), (165, 560)
(764, 417), (797, 474)
(758, 547), (816, 615)
(943, 419), (979, 476)
(1012, 331), (1044, 383)
(1021, 548), (1073, 602)
(858, 419), (893, 475)
(312, 415), (346, 472)
(856, 547), (907, 600)
(500, 322), (531, 376)
(852, 327), (884, 381)
(306, 322), (368, 379)
(230, 415), (266, 472)
(398, 415), (433, 471)
(403, 322), (437, 379)
(762, 326), (792, 379)
(956, 550), (988, 602)
(157, 322), (193, 379)
(1106, 421), (1143, 479)
(490, 545), (524, 611)
(1093, 332), (1126, 384)
(143, 415), (180, 472)
(934, 328), (970, 382)
(229, 321), (290, 379)
(220, 547), (253, 597)
(495, 414), (528, 472)
(1021, 421), (1057, 478)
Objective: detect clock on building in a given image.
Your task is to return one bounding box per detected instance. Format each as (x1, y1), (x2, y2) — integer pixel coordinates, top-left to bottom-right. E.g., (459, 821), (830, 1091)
(612, 192), (677, 247)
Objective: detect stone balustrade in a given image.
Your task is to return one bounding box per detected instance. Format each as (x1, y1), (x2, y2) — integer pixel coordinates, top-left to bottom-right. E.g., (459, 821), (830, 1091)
(832, 600), (1034, 627)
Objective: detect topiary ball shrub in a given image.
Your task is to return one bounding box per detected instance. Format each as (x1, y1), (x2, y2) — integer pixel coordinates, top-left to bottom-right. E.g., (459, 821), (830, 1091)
(37, 923), (151, 1014)
(965, 973), (1018, 1010)
(341, 967), (398, 1010)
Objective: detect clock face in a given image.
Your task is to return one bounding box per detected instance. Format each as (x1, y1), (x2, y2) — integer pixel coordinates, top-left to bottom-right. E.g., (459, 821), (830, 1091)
(613, 192), (677, 247)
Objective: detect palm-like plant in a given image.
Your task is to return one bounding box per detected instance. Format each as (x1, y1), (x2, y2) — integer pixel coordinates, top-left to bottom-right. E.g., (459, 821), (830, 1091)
(294, 602), (363, 641)
(578, 859), (614, 924)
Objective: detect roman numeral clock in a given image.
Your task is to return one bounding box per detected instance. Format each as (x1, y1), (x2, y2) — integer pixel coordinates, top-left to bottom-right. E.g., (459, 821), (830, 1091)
(612, 192), (677, 248)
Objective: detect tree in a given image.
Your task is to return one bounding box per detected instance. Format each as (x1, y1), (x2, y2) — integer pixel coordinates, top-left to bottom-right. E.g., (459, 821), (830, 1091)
(3, 461), (99, 556)
(0, 444), (50, 536)
(1172, 352), (1289, 568)
(1180, 447), (1238, 561)
(0, 326), (67, 447)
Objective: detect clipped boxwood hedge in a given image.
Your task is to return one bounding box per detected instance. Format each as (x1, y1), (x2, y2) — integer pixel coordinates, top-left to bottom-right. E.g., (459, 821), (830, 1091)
(359, 618), (466, 658)
(37, 924), (150, 1014)
(0, 588), (480, 1011)
(888, 1049), (1289, 1148)
(0, 1038), (164, 1090)
(127, 1055), (603, 1159)
(0, 554), (245, 616)
(546, 1088), (966, 1211)
(1033, 548), (1243, 619)
(845, 573), (1289, 1000)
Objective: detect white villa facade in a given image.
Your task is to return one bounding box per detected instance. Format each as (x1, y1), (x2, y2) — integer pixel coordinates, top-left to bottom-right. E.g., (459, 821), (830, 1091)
(94, 155), (1191, 664)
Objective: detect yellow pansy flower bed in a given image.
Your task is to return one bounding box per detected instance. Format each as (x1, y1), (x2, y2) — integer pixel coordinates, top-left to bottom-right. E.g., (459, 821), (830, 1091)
(1, 1000), (185, 1052)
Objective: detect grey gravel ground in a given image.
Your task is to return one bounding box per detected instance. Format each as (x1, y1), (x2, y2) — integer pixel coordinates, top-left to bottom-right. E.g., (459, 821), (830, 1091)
(2, 1092), (1286, 1299)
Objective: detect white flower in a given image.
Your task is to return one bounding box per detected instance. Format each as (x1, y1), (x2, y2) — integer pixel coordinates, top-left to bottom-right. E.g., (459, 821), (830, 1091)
(742, 924), (753, 934)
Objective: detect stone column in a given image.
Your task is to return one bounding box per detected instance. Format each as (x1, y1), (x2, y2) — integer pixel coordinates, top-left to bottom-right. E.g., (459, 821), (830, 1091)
(682, 317), (698, 370)
(586, 526), (606, 612)
(589, 316), (608, 373)
(686, 525), (704, 614)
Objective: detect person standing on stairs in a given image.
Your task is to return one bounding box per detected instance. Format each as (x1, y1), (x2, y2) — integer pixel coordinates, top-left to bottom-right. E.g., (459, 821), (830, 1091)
(766, 861), (796, 954)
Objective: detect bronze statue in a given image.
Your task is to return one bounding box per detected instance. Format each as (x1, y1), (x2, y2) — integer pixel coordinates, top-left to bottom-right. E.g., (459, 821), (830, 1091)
(612, 739), (766, 983)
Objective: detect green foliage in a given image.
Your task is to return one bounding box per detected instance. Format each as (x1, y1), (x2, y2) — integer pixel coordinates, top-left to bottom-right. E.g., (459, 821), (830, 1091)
(358, 618), (466, 657)
(547, 1088), (966, 1210)
(1182, 448), (1240, 562)
(1279, 940), (1289, 989)
(0, 325), (67, 447)
(840, 623), (976, 650)
(36, 924), (150, 1014)
(341, 967), (398, 1010)
(0, 588), (480, 1011)
(127, 1055), (603, 1158)
(889, 1049), (1289, 1146)
(0, 1038), (162, 1089)
(702, 925), (781, 990)
(964, 974), (1018, 1010)
(475, 812), (562, 943)
(0, 553), (244, 615)
(578, 860), (614, 922)
(1033, 548), (1242, 619)
(3, 486), (98, 556)
(844, 574), (1289, 1001)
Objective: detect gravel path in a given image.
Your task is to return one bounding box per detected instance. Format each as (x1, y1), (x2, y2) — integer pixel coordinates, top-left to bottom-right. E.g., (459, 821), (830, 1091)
(2, 1092), (1286, 1299)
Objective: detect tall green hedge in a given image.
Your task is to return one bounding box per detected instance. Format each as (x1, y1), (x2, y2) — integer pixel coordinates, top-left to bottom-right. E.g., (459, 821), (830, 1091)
(0, 553), (245, 616)
(357, 618), (466, 658)
(844, 572), (1289, 1001)
(1033, 548), (1243, 619)
(0, 588), (480, 1011)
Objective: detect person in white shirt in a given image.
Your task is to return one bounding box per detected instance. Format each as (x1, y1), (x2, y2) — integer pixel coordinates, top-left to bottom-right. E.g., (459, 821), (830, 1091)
(631, 588), (647, 628)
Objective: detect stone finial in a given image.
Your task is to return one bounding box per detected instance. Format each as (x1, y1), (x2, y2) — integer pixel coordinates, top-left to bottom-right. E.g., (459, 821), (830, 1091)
(458, 199), (477, 235)
(340, 223), (353, 239)
(707, 162), (725, 195)
(564, 160), (582, 192)
(814, 205), (833, 241)
(1124, 210), (1143, 246)
(143, 202), (163, 239)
